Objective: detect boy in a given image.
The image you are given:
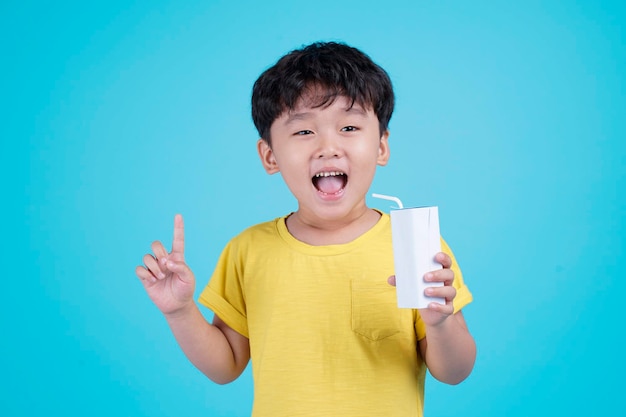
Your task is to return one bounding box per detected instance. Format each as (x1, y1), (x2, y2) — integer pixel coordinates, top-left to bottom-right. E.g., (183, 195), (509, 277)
(136, 41), (476, 416)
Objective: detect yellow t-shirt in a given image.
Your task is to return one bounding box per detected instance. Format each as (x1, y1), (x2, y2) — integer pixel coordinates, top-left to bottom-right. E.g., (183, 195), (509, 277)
(199, 212), (472, 417)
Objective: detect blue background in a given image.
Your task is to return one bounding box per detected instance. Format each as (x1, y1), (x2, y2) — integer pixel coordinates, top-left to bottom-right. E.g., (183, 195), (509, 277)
(2, 1), (624, 415)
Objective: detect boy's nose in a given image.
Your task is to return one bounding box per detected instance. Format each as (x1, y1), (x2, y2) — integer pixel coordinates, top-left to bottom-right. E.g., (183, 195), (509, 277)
(316, 134), (342, 159)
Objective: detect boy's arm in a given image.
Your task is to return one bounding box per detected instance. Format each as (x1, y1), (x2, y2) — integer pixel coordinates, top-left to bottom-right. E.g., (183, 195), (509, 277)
(136, 214), (250, 384)
(388, 251), (476, 384)
(416, 252), (476, 384)
(164, 304), (250, 384)
(418, 310), (475, 385)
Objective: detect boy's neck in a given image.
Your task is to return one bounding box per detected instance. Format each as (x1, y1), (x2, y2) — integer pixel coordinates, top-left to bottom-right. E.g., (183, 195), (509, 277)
(285, 208), (382, 246)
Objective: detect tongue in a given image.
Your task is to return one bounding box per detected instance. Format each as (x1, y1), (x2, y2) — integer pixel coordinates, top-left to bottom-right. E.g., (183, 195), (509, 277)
(316, 176), (344, 194)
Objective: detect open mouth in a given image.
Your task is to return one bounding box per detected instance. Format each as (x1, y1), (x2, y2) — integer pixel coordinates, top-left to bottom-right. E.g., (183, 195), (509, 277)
(312, 171), (348, 195)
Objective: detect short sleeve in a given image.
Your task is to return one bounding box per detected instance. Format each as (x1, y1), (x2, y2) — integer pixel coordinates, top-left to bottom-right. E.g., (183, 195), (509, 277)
(198, 240), (249, 337)
(414, 237), (473, 339)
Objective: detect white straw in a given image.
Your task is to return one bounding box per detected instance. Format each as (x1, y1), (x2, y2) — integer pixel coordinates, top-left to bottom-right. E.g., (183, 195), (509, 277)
(371, 193), (404, 209)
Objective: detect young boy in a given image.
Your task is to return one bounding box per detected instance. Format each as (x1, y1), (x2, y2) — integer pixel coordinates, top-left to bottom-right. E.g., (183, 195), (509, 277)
(136, 41), (476, 416)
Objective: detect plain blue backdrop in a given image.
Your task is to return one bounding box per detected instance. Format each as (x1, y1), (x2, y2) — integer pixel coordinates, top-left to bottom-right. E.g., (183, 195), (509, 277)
(2, 1), (624, 416)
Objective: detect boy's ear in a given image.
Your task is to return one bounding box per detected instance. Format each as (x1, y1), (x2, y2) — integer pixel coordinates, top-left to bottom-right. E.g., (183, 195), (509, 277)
(257, 138), (280, 174)
(377, 130), (391, 166)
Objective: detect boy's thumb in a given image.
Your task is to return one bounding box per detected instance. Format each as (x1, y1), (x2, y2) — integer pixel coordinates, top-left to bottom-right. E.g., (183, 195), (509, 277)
(167, 260), (192, 281)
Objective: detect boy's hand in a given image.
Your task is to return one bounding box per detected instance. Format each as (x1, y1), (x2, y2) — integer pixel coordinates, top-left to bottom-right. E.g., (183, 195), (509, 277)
(387, 252), (456, 326)
(135, 214), (196, 316)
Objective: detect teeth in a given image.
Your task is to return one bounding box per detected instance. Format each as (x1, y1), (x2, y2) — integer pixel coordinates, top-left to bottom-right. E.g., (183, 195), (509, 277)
(314, 171), (345, 178)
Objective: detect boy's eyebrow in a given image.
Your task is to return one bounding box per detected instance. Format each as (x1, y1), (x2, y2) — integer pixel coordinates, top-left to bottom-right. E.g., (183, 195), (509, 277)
(284, 105), (368, 125)
(284, 112), (312, 125)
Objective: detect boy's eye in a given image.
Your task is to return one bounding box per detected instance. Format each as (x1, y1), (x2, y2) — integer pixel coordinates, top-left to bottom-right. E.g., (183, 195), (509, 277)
(341, 126), (358, 132)
(296, 130), (313, 135)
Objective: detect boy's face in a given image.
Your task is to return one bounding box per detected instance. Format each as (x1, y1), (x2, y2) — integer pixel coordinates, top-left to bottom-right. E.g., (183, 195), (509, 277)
(257, 94), (390, 223)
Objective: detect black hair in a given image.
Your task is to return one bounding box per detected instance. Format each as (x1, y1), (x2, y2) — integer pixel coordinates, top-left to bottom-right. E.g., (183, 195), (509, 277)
(251, 41), (395, 144)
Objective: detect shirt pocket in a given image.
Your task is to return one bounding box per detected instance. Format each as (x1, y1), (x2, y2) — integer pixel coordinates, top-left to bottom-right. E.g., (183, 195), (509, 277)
(351, 280), (402, 341)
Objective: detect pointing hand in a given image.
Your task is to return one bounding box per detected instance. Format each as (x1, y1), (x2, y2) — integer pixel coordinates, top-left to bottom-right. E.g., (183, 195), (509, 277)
(135, 214), (196, 315)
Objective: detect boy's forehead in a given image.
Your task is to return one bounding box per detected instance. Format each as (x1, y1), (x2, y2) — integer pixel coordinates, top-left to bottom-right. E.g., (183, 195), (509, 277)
(288, 93), (369, 114)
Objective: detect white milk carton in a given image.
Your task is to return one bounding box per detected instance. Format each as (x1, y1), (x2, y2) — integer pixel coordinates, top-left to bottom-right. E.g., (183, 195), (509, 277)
(373, 194), (445, 309)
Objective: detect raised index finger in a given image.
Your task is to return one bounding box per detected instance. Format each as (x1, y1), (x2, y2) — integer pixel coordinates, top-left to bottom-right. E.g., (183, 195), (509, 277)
(172, 214), (185, 256)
